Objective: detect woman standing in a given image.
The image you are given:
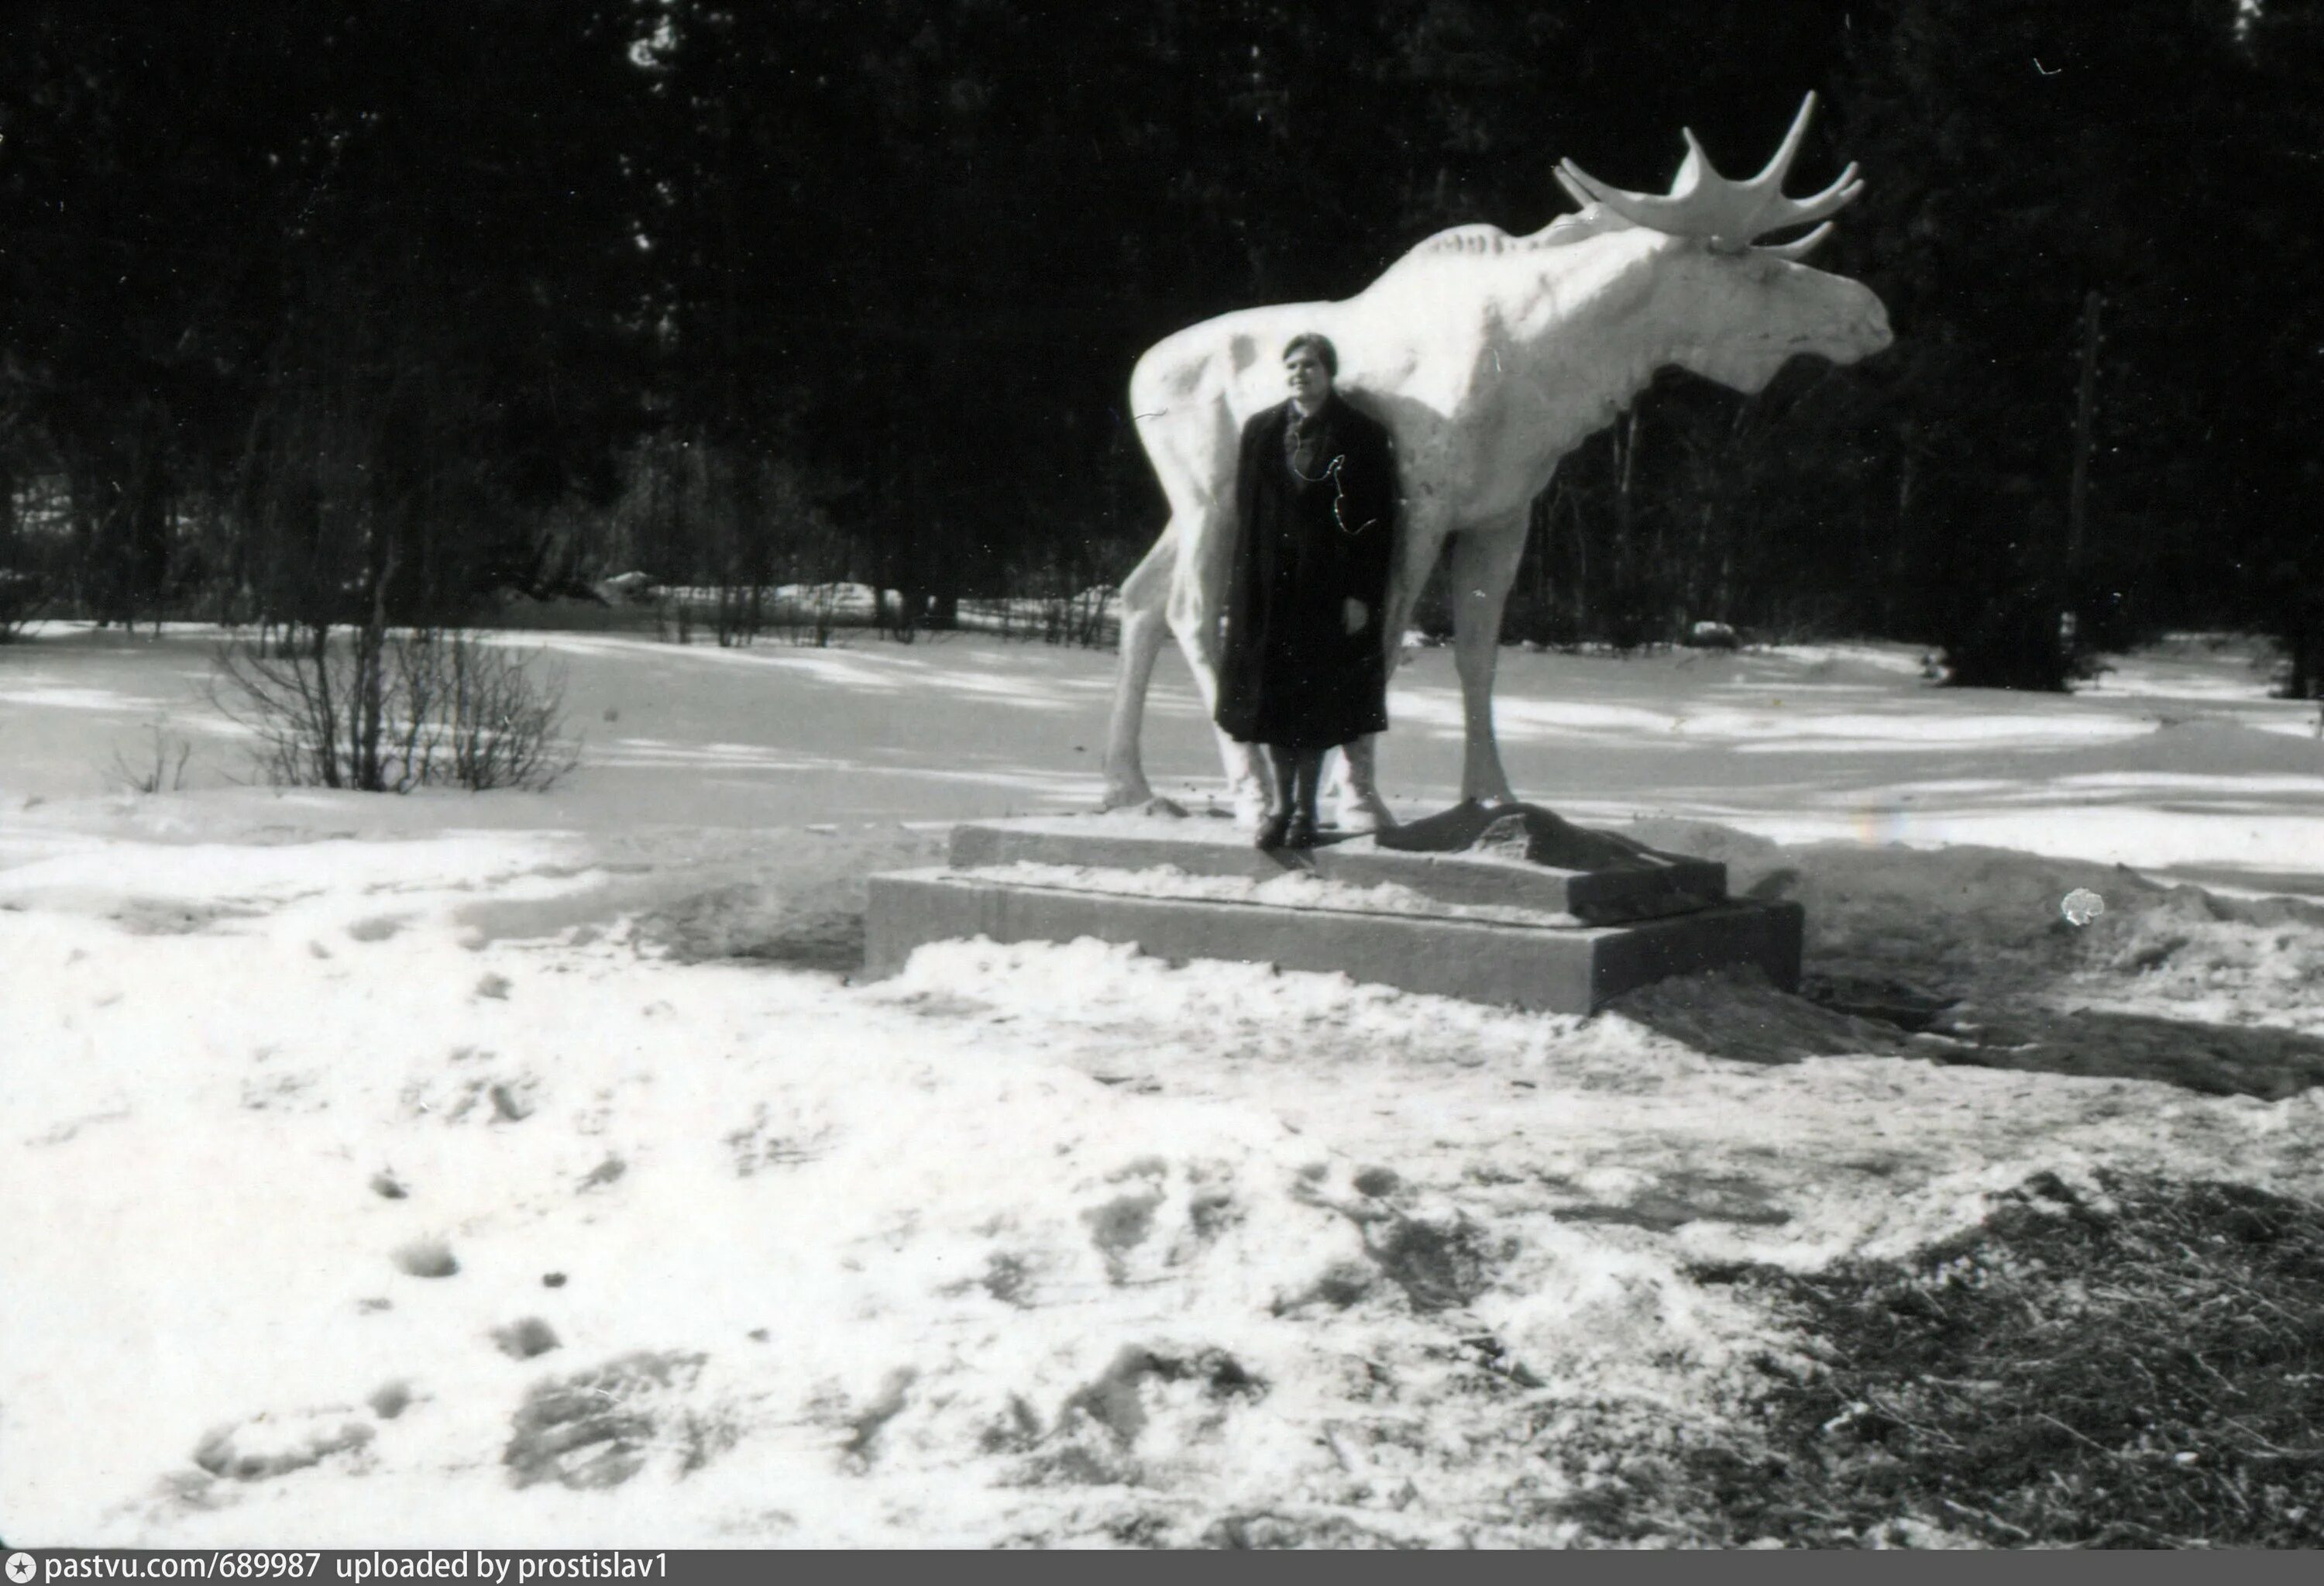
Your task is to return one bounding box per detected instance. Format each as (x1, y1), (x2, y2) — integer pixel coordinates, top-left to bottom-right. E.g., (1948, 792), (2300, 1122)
(1215, 333), (1401, 851)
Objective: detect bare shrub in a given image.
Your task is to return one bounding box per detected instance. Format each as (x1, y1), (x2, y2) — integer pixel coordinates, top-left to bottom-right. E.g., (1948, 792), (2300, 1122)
(212, 624), (370, 789)
(212, 627), (578, 793)
(406, 630), (580, 792)
(106, 723), (194, 794)
(651, 589), (695, 647)
(769, 580), (850, 648)
(711, 580), (768, 648)
(1043, 582), (1116, 648)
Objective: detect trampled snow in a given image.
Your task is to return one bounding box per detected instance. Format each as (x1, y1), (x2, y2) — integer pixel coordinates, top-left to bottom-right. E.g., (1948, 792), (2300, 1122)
(2, 624), (2319, 1546)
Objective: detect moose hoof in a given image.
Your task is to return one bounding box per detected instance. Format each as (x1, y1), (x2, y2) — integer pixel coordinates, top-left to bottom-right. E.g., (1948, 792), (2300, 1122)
(1336, 792), (1397, 834)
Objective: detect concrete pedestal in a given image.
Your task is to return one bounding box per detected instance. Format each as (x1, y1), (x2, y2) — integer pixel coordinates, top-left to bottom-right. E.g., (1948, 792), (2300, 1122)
(861, 813), (1801, 1015)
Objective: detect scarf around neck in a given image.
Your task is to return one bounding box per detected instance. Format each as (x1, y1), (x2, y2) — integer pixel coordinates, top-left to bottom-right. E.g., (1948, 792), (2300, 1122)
(1284, 397), (1336, 479)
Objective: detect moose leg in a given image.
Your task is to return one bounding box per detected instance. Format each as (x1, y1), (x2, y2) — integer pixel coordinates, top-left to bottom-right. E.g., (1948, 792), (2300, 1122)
(1332, 738), (1393, 833)
(1162, 512), (1269, 823)
(1100, 528), (1176, 810)
(1332, 511), (1449, 831)
(1446, 516), (1528, 806)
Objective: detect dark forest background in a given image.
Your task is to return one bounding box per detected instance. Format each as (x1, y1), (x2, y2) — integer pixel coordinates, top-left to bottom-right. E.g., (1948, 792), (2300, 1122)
(1, 0), (2319, 690)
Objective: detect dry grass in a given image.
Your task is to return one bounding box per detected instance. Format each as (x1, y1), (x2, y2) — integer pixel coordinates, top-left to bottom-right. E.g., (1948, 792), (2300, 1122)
(1608, 1171), (2324, 1548)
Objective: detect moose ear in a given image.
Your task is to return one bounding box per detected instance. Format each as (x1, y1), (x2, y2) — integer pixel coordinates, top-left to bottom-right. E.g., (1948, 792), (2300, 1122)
(1539, 177), (1636, 247)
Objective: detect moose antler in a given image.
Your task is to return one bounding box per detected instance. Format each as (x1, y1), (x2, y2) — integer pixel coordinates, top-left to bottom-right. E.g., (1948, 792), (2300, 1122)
(1553, 92), (1863, 253)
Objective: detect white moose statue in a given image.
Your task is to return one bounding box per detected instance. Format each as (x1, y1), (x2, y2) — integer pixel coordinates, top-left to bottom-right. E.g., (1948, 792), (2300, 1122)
(1100, 94), (1893, 830)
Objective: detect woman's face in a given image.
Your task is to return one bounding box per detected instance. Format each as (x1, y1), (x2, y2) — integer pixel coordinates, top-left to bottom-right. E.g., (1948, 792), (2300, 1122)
(1284, 347), (1332, 409)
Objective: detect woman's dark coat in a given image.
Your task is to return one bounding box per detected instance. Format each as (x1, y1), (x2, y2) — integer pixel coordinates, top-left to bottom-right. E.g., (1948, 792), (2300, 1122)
(1215, 395), (1401, 750)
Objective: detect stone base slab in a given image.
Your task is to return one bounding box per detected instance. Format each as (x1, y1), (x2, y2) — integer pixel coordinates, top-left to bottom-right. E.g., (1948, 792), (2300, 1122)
(864, 868), (1801, 1014)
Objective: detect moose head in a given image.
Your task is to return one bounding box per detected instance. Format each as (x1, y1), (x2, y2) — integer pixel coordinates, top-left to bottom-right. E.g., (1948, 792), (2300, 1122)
(1544, 92), (1893, 394)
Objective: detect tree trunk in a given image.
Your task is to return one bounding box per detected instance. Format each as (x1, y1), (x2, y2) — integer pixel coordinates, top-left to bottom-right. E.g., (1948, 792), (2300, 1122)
(1566, 487), (1589, 640)
(2067, 290), (2104, 625)
(1889, 447), (1916, 636)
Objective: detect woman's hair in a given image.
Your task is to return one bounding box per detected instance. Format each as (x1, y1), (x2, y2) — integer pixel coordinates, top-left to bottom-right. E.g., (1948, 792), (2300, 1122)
(1281, 332), (1338, 377)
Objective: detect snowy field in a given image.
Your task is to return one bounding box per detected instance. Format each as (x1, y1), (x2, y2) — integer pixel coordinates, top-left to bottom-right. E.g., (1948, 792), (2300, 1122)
(5, 624), (2323, 1546)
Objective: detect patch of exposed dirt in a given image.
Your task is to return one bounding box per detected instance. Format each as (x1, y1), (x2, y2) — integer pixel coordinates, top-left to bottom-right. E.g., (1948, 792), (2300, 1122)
(110, 897), (270, 935)
(1055, 1345), (1265, 1450)
(503, 1350), (724, 1491)
(194, 1409), (375, 1482)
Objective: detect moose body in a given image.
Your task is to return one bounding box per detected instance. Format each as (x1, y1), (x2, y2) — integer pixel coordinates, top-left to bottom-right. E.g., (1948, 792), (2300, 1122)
(1102, 95), (1894, 827)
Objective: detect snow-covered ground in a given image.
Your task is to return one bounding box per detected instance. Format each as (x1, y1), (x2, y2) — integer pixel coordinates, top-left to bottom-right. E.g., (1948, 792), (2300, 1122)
(3, 624), (2321, 1546)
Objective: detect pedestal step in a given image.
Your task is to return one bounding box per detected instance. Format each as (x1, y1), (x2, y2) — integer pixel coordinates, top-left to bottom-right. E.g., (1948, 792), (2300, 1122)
(864, 866), (1800, 1015)
(948, 816), (1725, 925)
